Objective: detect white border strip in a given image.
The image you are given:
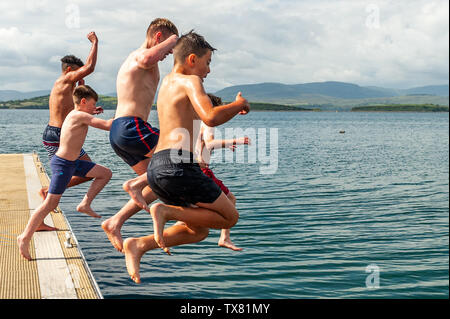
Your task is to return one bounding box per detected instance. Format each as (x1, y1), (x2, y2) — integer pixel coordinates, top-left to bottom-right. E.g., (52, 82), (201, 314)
(24, 154), (78, 299)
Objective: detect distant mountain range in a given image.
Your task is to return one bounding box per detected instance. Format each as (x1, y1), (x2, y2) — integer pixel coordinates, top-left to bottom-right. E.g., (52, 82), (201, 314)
(1, 82), (448, 110)
(0, 90), (51, 101)
(214, 82), (449, 109)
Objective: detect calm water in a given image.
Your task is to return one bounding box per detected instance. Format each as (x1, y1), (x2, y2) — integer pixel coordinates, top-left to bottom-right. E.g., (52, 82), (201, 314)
(0, 109), (448, 299)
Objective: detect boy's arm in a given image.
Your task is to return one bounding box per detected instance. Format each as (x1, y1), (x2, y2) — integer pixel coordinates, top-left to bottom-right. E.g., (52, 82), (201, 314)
(187, 77), (250, 127)
(65, 32), (98, 83)
(136, 34), (178, 69)
(79, 112), (113, 131)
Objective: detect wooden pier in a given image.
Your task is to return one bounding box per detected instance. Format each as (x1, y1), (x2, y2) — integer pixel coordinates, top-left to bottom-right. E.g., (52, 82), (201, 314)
(0, 153), (102, 299)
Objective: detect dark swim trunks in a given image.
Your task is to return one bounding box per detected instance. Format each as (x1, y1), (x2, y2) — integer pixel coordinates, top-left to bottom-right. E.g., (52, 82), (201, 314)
(147, 149), (222, 207)
(109, 116), (160, 167)
(42, 125), (87, 161)
(48, 155), (96, 195)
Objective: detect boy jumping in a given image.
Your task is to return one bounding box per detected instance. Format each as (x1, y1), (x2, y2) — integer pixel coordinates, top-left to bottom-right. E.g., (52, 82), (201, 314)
(122, 31), (250, 283)
(18, 85), (113, 261)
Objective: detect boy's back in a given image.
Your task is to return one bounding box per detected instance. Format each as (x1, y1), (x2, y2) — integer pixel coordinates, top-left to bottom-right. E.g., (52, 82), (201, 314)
(57, 110), (91, 161)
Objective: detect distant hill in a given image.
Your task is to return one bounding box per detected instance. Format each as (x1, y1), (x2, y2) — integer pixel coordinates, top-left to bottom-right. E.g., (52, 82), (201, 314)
(0, 90), (50, 101)
(215, 82), (449, 110)
(0, 95), (118, 110)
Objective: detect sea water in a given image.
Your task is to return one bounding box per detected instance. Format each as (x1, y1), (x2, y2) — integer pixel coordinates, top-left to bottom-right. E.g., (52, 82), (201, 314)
(0, 109), (448, 298)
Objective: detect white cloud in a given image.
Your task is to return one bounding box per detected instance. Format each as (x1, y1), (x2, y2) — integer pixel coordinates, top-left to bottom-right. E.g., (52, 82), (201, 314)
(0, 0), (448, 93)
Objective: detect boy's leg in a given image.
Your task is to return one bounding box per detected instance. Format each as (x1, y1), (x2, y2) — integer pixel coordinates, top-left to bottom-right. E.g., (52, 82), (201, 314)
(218, 192), (243, 251)
(124, 223), (209, 283)
(122, 172), (150, 212)
(77, 164), (112, 218)
(17, 194), (62, 260)
(150, 192), (239, 254)
(102, 157), (159, 252)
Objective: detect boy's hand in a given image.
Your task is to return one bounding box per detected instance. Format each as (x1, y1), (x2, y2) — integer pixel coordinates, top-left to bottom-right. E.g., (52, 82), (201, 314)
(236, 136), (251, 145)
(94, 106), (104, 115)
(235, 92), (250, 114)
(87, 31), (98, 43)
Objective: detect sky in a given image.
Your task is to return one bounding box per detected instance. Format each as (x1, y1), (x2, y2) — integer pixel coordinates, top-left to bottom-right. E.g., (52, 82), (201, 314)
(0, 0), (448, 93)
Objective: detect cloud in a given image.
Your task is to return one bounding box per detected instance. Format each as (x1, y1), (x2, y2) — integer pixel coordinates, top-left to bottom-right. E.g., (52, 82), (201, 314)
(0, 0), (448, 93)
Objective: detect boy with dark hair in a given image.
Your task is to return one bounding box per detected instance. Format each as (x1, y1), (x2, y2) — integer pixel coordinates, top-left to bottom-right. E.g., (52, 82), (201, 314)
(122, 31), (250, 283)
(39, 32), (101, 231)
(18, 85), (113, 261)
(103, 18), (179, 252)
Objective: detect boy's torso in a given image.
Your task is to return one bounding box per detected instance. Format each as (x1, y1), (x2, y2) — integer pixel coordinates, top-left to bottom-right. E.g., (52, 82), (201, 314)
(56, 110), (89, 161)
(48, 76), (76, 127)
(115, 49), (160, 121)
(154, 72), (200, 154)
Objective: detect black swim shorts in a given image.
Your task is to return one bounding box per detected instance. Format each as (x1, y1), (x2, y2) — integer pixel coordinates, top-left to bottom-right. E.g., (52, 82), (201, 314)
(147, 149), (223, 207)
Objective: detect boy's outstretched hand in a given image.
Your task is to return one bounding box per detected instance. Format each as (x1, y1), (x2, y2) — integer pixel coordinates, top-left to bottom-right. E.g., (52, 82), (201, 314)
(235, 92), (250, 115)
(94, 106), (104, 115)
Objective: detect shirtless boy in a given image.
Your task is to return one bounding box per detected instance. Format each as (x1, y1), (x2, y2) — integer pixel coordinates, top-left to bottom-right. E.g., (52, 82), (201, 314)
(122, 31), (250, 283)
(18, 85), (113, 261)
(103, 18), (178, 252)
(39, 31), (100, 231)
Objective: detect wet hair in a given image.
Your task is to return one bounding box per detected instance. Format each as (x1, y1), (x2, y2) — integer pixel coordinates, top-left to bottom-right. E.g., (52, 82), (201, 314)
(146, 18), (179, 39)
(73, 85), (98, 105)
(173, 30), (216, 65)
(207, 93), (222, 107)
(61, 55), (84, 71)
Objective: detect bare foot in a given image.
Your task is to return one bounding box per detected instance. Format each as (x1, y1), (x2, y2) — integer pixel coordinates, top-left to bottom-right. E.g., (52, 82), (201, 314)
(38, 187), (48, 200)
(17, 235), (32, 261)
(150, 203), (171, 255)
(218, 238), (243, 251)
(76, 202), (102, 218)
(123, 238), (144, 284)
(36, 222), (58, 232)
(123, 180), (149, 212)
(102, 218), (124, 252)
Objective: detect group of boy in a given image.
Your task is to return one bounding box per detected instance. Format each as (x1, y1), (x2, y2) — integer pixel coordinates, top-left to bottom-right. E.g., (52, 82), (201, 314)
(18, 18), (251, 284)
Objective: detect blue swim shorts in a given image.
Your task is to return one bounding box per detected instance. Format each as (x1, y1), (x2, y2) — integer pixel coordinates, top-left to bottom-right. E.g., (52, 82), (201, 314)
(48, 155), (96, 195)
(109, 116), (160, 167)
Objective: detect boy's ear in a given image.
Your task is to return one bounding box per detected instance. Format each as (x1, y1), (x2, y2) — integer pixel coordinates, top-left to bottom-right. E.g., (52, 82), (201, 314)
(187, 53), (196, 67)
(155, 31), (162, 43)
(80, 97), (86, 105)
(66, 66), (72, 73)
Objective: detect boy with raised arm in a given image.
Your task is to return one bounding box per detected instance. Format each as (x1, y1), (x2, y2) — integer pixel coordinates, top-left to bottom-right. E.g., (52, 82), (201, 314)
(122, 93), (250, 251)
(38, 31), (101, 231)
(102, 18), (179, 252)
(122, 31), (250, 283)
(18, 85), (113, 261)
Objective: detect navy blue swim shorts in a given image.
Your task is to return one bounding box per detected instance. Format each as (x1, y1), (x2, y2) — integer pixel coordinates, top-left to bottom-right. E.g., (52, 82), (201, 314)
(43, 125), (87, 161)
(147, 149), (222, 207)
(109, 116), (160, 167)
(48, 155), (96, 195)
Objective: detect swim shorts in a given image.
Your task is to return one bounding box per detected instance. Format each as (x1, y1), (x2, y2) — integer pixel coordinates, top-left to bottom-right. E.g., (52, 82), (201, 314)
(42, 125), (87, 161)
(109, 116), (160, 167)
(201, 167), (230, 195)
(147, 149), (223, 207)
(48, 155), (96, 195)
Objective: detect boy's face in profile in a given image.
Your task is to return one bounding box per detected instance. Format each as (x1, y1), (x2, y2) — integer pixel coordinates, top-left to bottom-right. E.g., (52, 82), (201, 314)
(78, 97), (97, 114)
(192, 50), (212, 81)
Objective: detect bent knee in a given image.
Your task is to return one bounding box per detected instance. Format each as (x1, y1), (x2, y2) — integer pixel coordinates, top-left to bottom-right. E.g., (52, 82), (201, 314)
(225, 209), (239, 229)
(187, 226), (210, 242)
